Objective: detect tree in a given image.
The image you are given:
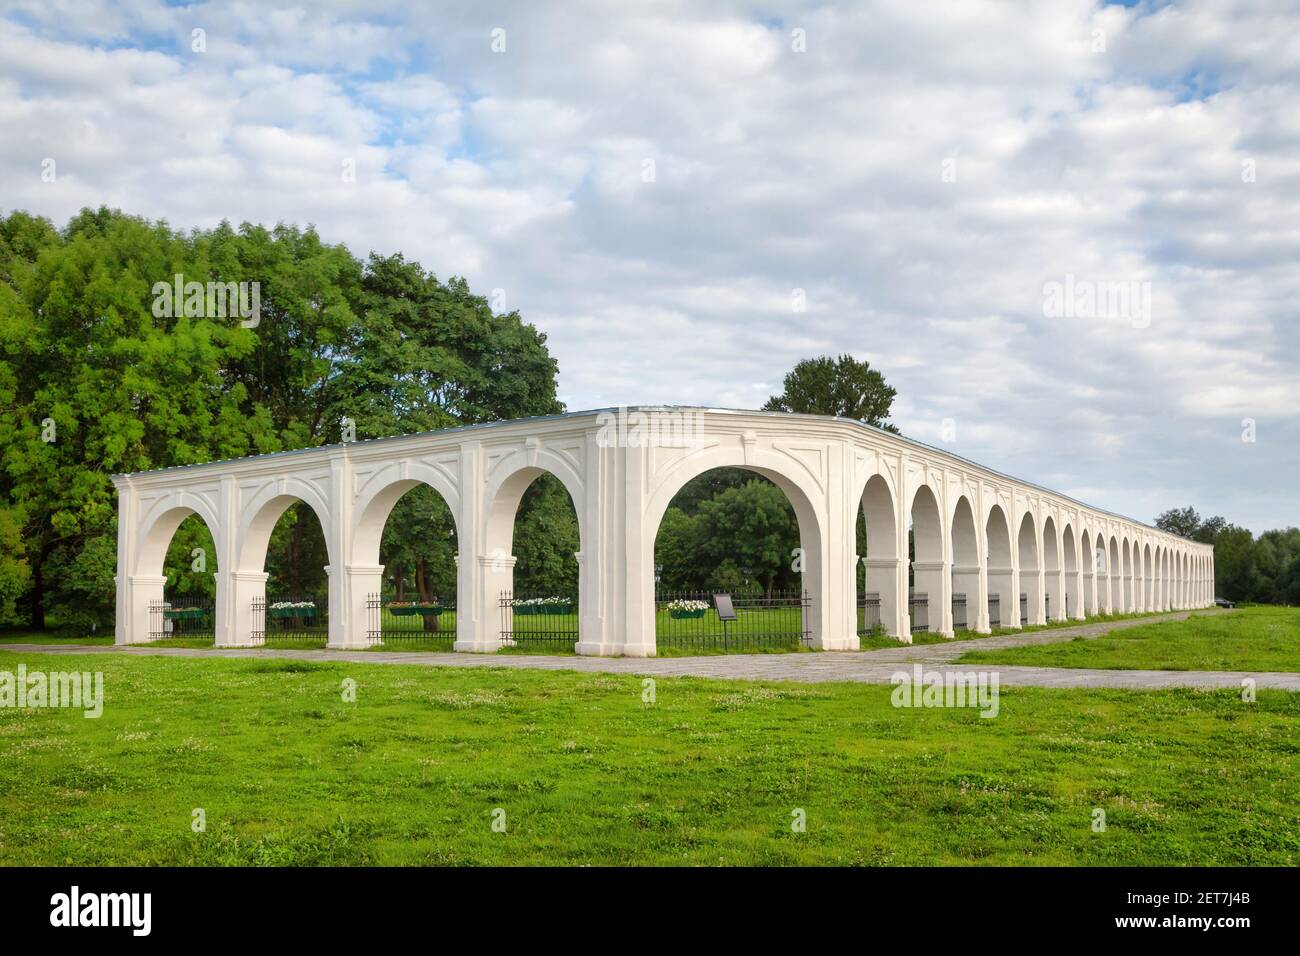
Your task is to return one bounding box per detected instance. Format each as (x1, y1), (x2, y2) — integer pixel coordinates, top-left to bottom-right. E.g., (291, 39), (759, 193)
(1154, 506), (1228, 545)
(1153, 506), (1203, 539)
(0, 207), (568, 630)
(763, 354), (899, 432)
(694, 480), (800, 598)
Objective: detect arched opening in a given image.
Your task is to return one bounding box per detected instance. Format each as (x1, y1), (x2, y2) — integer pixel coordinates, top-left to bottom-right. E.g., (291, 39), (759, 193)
(1062, 523), (1079, 618)
(1108, 536), (1121, 612)
(909, 485), (945, 634)
(240, 496), (330, 647)
(1142, 543), (1153, 611)
(857, 473), (901, 640)
(1160, 545), (1167, 609)
(950, 496), (980, 631)
(1081, 529), (1097, 615)
(353, 480), (460, 648)
(1122, 538), (1133, 610)
(1017, 512), (1040, 625)
(985, 504), (1014, 629)
(486, 469), (582, 652)
(137, 506), (220, 642)
(651, 465), (817, 652)
(1043, 516), (1062, 621)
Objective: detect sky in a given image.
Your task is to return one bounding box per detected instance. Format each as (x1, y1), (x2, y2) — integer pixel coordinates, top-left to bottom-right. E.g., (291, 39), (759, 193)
(1, 0), (1297, 532)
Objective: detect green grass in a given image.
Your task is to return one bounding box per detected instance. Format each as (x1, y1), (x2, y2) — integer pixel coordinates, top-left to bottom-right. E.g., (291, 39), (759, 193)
(957, 606), (1299, 673)
(854, 610), (1167, 649)
(0, 633), (114, 646)
(1, 647), (1297, 865)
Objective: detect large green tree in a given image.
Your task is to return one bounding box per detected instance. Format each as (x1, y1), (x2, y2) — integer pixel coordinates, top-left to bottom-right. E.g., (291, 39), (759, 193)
(0, 207), (569, 630)
(763, 354), (899, 431)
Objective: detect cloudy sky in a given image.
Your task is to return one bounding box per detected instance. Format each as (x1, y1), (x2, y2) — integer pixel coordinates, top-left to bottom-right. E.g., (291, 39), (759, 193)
(1, 0), (1297, 531)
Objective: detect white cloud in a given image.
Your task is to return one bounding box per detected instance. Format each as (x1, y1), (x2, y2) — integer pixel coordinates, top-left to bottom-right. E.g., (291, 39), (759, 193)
(1, 0), (1297, 531)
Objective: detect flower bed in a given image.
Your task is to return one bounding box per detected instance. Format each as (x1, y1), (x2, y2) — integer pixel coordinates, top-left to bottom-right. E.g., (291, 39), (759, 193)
(666, 599), (709, 619)
(163, 607), (208, 621)
(512, 596), (574, 616)
(269, 601), (317, 619)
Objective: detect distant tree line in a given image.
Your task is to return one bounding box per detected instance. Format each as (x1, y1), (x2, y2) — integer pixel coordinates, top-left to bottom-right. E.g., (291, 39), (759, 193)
(1154, 506), (1300, 604)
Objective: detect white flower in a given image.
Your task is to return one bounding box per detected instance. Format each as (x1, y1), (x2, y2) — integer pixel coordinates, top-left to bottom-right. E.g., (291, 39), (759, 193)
(666, 599), (709, 612)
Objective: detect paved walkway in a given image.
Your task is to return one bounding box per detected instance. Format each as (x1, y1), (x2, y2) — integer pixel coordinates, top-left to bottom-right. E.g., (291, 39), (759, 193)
(7, 607), (1296, 691)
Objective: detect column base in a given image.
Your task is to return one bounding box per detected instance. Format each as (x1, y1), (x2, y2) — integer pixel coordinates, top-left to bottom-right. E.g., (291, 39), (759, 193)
(452, 640), (501, 654)
(574, 640), (656, 657)
(815, 635), (860, 651)
(327, 639), (375, 651)
(216, 637), (263, 648)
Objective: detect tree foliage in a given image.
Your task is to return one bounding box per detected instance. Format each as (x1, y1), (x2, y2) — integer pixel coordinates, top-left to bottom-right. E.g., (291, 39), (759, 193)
(762, 354), (899, 432)
(1156, 506), (1300, 604)
(0, 207), (569, 629)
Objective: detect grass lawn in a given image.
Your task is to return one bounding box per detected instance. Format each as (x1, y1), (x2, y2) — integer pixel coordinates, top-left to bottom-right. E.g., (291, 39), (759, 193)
(1, 648), (1297, 865)
(0, 633), (114, 646)
(854, 610), (1164, 650)
(957, 606), (1300, 673)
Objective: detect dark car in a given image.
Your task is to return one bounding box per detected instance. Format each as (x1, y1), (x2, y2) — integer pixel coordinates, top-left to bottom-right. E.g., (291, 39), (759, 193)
(1214, 598), (1236, 609)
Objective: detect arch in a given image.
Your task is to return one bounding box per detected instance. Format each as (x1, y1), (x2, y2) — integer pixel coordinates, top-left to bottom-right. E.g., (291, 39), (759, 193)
(1042, 515), (1062, 621)
(238, 479), (336, 572)
(1121, 537), (1134, 610)
(985, 503), (1014, 629)
(909, 483), (945, 635)
(486, 449), (587, 555)
(642, 444), (829, 651)
(135, 494), (222, 577)
(860, 472), (902, 637)
(352, 476), (461, 569)
(1017, 511), (1040, 625)
(487, 464), (587, 581)
(1142, 542), (1153, 612)
(950, 495), (980, 631)
(1062, 522), (1080, 619)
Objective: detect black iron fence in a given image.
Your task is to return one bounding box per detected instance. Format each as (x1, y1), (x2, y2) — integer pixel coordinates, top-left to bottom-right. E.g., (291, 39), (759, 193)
(988, 594), (1000, 627)
(365, 594), (456, 647)
(952, 592), (967, 630)
(656, 590), (811, 651)
(148, 597), (215, 641)
(909, 591), (929, 632)
(500, 592), (579, 649)
(856, 591), (882, 637)
(252, 594), (328, 647)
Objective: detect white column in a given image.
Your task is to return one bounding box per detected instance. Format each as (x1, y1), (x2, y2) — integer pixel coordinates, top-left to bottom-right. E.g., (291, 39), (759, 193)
(893, 456), (912, 643)
(113, 477), (145, 644)
(325, 449), (381, 650)
(814, 439), (857, 650)
(222, 571), (268, 646)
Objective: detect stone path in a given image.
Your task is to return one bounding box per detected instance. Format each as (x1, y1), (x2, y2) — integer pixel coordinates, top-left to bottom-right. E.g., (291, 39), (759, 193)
(7, 607), (1297, 691)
